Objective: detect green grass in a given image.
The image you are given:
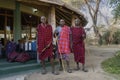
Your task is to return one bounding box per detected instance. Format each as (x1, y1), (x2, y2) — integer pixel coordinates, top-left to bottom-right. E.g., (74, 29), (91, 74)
(102, 51), (120, 74)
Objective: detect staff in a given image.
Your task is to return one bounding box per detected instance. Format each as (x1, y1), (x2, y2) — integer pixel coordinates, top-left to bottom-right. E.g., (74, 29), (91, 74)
(55, 34), (66, 72)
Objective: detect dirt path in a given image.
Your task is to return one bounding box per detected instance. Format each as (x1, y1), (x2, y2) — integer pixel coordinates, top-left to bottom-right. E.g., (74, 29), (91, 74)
(24, 46), (119, 80)
(1, 46), (120, 80)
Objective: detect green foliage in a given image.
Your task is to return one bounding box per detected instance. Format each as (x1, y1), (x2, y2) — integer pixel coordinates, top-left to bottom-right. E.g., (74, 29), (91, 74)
(110, 0), (120, 7)
(113, 30), (120, 44)
(98, 37), (103, 45)
(115, 51), (120, 57)
(102, 29), (120, 44)
(110, 0), (120, 19)
(102, 30), (110, 44)
(102, 51), (120, 74)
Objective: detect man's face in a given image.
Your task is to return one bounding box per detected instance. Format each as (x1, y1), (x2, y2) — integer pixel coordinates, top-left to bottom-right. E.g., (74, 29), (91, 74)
(75, 19), (80, 26)
(60, 19), (65, 26)
(41, 16), (46, 23)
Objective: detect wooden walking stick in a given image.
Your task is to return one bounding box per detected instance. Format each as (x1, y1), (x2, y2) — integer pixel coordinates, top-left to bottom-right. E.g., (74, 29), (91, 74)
(39, 41), (52, 55)
(85, 30), (95, 72)
(86, 45), (95, 72)
(55, 35), (66, 72)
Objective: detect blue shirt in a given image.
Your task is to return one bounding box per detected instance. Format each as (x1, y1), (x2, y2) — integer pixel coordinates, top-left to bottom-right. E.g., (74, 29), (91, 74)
(55, 26), (62, 39)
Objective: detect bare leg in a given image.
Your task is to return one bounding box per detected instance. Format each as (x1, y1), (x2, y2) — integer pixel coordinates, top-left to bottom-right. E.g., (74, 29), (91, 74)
(50, 58), (59, 75)
(82, 64), (88, 72)
(50, 58), (55, 73)
(75, 62), (80, 70)
(66, 60), (72, 73)
(41, 60), (47, 74)
(59, 59), (63, 71)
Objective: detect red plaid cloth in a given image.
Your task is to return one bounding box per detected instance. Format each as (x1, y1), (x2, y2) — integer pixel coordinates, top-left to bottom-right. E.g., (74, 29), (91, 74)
(37, 23), (53, 61)
(58, 25), (71, 54)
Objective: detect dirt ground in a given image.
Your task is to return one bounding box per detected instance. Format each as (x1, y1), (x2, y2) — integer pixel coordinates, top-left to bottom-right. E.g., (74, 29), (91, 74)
(1, 46), (120, 80)
(24, 46), (119, 80)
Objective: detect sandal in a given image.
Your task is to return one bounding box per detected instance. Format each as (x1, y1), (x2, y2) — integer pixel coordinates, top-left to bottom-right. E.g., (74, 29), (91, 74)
(59, 67), (63, 71)
(41, 69), (47, 74)
(67, 69), (72, 73)
(52, 71), (59, 75)
(82, 68), (88, 72)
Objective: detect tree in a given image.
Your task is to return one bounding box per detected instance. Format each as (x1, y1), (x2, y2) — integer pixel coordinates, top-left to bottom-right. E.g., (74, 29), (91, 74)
(63, 0), (109, 45)
(110, 0), (120, 20)
(113, 30), (120, 44)
(64, 0), (101, 36)
(84, 0), (101, 36)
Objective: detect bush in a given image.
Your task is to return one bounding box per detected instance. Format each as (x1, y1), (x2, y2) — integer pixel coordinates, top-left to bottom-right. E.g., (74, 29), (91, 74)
(102, 30), (110, 44)
(102, 29), (120, 44)
(113, 30), (120, 44)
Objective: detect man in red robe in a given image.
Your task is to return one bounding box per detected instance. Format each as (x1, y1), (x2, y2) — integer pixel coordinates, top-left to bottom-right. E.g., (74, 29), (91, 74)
(54, 19), (72, 73)
(71, 18), (88, 72)
(37, 16), (58, 75)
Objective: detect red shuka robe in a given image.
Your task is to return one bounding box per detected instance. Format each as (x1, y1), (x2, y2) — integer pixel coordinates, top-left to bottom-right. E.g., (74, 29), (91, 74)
(58, 25), (71, 54)
(37, 23), (53, 61)
(71, 27), (86, 64)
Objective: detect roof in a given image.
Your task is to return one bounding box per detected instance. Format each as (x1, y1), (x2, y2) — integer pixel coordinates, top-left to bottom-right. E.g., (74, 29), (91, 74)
(39, 0), (84, 16)
(17, 0), (84, 16)
(17, 0), (87, 25)
(38, 0), (64, 5)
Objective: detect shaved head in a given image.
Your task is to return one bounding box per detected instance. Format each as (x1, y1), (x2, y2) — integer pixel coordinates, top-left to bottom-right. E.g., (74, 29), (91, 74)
(75, 18), (81, 26)
(41, 16), (46, 23)
(60, 19), (65, 27)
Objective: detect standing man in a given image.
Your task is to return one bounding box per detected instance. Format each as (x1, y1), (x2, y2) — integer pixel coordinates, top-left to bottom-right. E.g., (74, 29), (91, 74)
(71, 18), (88, 72)
(54, 19), (72, 73)
(37, 16), (58, 75)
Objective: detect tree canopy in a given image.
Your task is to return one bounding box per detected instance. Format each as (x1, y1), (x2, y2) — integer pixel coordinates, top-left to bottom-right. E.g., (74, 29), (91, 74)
(110, 0), (120, 19)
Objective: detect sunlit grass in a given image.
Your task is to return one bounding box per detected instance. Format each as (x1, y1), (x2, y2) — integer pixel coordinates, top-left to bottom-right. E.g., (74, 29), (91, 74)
(102, 51), (120, 74)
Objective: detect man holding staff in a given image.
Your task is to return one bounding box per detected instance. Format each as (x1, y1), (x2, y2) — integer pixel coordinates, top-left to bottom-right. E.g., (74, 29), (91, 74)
(37, 16), (59, 75)
(54, 19), (72, 73)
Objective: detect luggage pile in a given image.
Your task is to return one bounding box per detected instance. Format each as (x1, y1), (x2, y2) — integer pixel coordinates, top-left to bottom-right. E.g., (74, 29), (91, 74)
(6, 40), (37, 63)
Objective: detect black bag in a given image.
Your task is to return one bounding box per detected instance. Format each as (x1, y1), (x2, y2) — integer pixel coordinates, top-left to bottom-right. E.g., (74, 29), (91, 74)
(27, 51), (37, 59)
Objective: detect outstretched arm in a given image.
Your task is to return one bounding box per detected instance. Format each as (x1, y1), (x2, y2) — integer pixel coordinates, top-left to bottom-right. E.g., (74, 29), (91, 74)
(82, 28), (86, 40)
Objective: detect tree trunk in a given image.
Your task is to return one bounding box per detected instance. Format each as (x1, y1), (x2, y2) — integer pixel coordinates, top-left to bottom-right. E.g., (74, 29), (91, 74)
(84, 0), (102, 45)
